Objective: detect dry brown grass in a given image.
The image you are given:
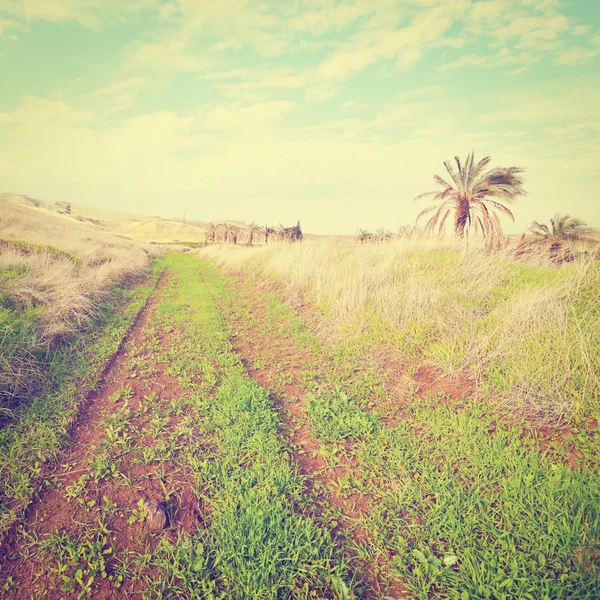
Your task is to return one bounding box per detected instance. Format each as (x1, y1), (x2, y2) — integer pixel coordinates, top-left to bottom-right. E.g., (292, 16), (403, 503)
(199, 238), (600, 420)
(0, 201), (161, 404)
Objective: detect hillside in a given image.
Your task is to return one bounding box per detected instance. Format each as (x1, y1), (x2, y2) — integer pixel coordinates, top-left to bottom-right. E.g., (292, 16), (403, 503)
(0, 193), (149, 229)
(0, 193), (253, 244)
(119, 219), (206, 243)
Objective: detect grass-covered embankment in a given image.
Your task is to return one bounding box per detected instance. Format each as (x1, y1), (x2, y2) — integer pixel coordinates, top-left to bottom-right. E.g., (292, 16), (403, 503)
(0, 201), (157, 409)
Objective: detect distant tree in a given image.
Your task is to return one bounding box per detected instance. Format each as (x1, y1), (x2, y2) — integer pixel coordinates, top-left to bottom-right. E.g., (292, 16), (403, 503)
(517, 214), (598, 264)
(375, 227), (392, 243)
(230, 225), (240, 245)
(263, 224), (274, 245)
(65, 204), (72, 215)
(416, 152), (526, 249)
(246, 222), (261, 246)
(277, 223), (286, 242)
(356, 229), (372, 244)
(206, 223), (218, 244)
(220, 223), (235, 243)
(397, 225), (422, 239)
(290, 220), (303, 242)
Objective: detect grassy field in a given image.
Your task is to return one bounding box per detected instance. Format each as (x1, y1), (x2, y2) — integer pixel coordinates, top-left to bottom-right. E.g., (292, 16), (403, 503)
(0, 244), (599, 598)
(200, 239), (600, 422)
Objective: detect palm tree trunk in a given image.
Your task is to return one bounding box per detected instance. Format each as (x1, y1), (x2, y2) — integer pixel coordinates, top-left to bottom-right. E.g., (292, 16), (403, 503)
(454, 199), (470, 238)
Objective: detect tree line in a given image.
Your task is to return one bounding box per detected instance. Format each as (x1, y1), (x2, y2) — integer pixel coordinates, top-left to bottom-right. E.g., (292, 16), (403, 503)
(204, 221), (303, 246)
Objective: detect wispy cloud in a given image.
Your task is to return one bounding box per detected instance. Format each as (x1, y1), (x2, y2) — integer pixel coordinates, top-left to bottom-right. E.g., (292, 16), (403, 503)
(0, 0), (157, 31)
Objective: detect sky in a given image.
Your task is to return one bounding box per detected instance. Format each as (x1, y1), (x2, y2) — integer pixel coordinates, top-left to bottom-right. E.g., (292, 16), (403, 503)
(1, 0), (599, 235)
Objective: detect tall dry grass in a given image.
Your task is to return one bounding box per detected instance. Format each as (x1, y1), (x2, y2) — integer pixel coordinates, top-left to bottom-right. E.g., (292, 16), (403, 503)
(200, 238), (600, 420)
(0, 201), (159, 405)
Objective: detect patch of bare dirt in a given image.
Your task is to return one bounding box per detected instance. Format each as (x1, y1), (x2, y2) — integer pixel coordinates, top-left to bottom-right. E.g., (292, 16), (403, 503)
(413, 364), (476, 403)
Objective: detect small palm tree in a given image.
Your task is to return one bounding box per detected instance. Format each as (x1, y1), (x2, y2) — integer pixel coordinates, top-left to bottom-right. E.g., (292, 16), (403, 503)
(375, 227), (392, 243)
(277, 223), (286, 242)
(246, 222), (261, 246)
(206, 223), (218, 244)
(356, 229), (372, 244)
(517, 214), (598, 263)
(398, 225), (422, 239)
(223, 223), (236, 243)
(217, 223), (227, 243)
(262, 224), (274, 245)
(230, 225), (240, 245)
(416, 152), (526, 248)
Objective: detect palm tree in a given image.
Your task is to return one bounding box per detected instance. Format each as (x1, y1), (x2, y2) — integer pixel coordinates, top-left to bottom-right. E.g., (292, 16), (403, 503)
(230, 225), (240, 245)
(206, 223), (218, 244)
(375, 227), (392, 243)
(217, 222), (227, 243)
(398, 225), (421, 239)
(218, 222), (235, 243)
(517, 214), (598, 263)
(416, 152), (526, 248)
(277, 223), (286, 242)
(246, 222), (261, 246)
(263, 224), (274, 245)
(356, 229), (372, 244)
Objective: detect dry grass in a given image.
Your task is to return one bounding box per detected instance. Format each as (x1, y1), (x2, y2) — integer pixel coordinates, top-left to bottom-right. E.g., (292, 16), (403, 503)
(0, 201), (160, 405)
(200, 238), (600, 420)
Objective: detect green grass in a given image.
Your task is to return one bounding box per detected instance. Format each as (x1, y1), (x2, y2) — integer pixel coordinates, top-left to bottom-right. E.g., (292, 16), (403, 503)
(307, 389), (378, 442)
(0, 238), (80, 263)
(0, 263), (162, 537)
(207, 242), (600, 420)
(354, 396), (600, 599)
(147, 253), (350, 599)
(3, 250), (599, 599)
(200, 252), (600, 598)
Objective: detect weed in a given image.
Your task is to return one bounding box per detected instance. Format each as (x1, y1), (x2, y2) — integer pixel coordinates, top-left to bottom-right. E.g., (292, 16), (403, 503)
(308, 389), (378, 442)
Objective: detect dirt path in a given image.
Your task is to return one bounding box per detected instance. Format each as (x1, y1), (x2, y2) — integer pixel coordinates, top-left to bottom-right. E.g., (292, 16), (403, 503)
(0, 272), (204, 598)
(210, 272), (412, 599)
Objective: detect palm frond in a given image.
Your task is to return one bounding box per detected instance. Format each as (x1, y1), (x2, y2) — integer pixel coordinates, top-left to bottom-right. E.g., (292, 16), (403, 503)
(433, 174), (454, 189)
(443, 160), (462, 189)
(414, 190), (439, 202)
(437, 208), (451, 236)
(486, 200), (515, 222)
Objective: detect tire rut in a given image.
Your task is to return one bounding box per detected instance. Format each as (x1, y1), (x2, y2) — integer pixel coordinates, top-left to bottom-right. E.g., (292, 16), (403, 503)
(0, 270), (205, 599)
(208, 271), (411, 600)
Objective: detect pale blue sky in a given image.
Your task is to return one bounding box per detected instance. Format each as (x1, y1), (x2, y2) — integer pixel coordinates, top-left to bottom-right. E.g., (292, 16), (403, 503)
(1, 0), (599, 234)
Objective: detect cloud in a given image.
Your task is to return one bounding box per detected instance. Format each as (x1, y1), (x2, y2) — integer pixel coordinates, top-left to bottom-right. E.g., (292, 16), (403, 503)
(438, 49), (541, 73)
(341, 101), (365, 110)
(203, 100), (298, 130)
(456, 0), (596, 71)
(572, 25), (589, 37)
(0, 17), (23, 39)
(82, 77), (150, 112)
(554, 47), (600, 66)
(0, 0), (157, 31)
(477, 79), (600, 126)
(126, 31), (211, 71)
